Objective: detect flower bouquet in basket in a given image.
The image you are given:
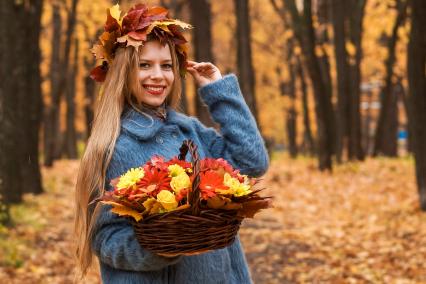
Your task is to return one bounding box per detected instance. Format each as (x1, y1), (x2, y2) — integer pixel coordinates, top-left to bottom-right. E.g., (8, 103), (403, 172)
(100, 140), (271, 256)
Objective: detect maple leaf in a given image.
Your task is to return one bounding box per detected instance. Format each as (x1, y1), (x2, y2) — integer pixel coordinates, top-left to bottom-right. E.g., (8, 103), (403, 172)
(145, 19), (192, 35)
(109, 4), (123, 26)
(98, 31), (120, 61)
(89, 62), (108, 82)
(90, 44), (106, 59)
(105, 4), (121, 32)
(206, 196), (242, 210)
(237, 199), (272, 218)
(122, 4), (147, 34)
(101, 201), (143, 221)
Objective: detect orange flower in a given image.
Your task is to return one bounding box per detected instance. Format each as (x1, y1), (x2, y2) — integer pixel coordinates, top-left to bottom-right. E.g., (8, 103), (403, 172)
(198, 170), (229, 200)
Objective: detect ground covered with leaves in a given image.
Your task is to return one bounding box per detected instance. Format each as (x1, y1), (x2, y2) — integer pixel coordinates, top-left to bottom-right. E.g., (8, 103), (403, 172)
(1, 156), (425, 283)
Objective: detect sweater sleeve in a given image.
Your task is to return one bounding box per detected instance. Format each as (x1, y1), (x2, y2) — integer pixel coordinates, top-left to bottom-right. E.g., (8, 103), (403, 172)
(91, 146), (181, 271)
(193, 74), (269, 177)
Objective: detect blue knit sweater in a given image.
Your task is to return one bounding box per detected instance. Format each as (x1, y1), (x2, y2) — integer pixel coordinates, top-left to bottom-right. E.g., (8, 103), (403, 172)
(93, 74), (269, 284)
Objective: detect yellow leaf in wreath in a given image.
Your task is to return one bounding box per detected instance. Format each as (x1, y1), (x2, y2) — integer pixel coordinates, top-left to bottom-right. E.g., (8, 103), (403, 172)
(109, 4), (123, 26)
(101, 201), (143, 221)
(146, 19), (192, 35)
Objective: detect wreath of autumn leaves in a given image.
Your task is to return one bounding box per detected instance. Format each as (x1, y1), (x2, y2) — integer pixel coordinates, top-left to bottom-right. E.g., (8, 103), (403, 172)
(90, 4), (192, 82)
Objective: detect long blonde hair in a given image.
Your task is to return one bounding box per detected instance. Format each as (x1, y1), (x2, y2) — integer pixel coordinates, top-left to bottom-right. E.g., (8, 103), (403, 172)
(74, 40), (182, 278)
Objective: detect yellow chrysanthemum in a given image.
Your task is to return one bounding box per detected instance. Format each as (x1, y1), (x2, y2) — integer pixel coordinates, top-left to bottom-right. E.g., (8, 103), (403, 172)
(168, 164), (185, 177)
(222, 173), (252, 197)
(156, 190), (178, 211)
(170, 173), (191, 193)
(117, 168), (145, 189)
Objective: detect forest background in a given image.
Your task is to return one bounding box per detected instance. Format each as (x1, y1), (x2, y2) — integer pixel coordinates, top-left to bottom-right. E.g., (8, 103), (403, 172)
(0, 0), (425, 282)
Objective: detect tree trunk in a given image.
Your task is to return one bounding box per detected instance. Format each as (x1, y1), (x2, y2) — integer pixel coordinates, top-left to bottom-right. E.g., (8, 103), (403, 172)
(331, 0), (350, 161)
(296, 56), (315, 155)
(188, 0), (215, 126)
(84, 56), (96, 138)
(287, 61), (298, 158)
(234, 0), (259, 124)
(284, 0), (335, 170)
(348, 0), (366, 160)
(407, 0), (426, 210)
(56, 0), (79, 159)
(44, 4), (62, 166)
(0, 0), (44, 205)
(374, 0), (407, 157)
(63, 38), (79, 159)
(22, 0), (44, 194)
(0, 0), (24, 204)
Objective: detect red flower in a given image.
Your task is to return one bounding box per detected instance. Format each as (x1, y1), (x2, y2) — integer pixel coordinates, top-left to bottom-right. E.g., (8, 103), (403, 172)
(137, 168), (171, 197)
(200, 158), (240, 179)
(198, 170), (229, 200)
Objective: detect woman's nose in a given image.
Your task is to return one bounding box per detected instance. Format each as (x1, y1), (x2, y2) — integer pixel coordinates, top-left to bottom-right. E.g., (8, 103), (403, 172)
(150, 65), (163, 79)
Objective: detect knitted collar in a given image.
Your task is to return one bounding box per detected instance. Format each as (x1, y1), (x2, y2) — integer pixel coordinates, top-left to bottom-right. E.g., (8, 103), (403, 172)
(138, 103), (167, 121)
(121, 104), (192, 141)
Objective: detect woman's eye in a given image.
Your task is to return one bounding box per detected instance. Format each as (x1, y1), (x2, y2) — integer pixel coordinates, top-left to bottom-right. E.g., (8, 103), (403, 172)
(139, 63), (150, 68)
(162, 64), (173, 70)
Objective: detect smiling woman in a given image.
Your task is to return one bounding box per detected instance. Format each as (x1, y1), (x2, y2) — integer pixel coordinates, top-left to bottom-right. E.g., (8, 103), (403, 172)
(74, 3), (269, 284)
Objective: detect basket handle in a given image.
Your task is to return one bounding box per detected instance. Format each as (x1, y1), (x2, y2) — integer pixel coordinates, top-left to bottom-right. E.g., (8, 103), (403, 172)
(178, 140), (201, 216)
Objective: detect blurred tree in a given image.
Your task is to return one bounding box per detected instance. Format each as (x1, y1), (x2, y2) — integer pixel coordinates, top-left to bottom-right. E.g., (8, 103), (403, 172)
(331, 0), (350, 161)
(331, 0), (366, 161)
(286, 61), (298, 158)
(0, 0), (24, 204)
(0, 0), (44, 207)
(234, 0), (259, 123)
(189, 0), (215, 126)
(347, 0), (366, 161)
(84, 55), (96, 137)
(44, 3), (62, 166)
(296, 55), (315, 155)
(59, 0), (79, 159)
(273, 0), (335, 170)
(23, 0), (44, 195)
(63, 38), (79, 159)
(407, 0), (426, 210)
(374, 0), (407, 157)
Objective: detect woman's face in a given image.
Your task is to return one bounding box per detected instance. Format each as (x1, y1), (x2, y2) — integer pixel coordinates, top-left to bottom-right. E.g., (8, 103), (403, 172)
(135, 41), (175, 107)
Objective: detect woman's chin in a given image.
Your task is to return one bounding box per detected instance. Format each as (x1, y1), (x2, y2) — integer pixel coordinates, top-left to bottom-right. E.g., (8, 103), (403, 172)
(143, 98), (166, 107)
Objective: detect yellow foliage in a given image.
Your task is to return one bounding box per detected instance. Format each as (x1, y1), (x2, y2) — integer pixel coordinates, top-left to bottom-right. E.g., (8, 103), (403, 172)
(101, 201), (143, 222)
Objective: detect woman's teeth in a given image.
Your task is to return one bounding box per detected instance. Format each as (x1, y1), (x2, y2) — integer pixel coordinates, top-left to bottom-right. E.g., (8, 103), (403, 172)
(145, 86), (163, 92)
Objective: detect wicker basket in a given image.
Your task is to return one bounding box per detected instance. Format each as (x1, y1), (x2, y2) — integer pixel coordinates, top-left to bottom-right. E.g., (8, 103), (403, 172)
(131, 140), (243, 257)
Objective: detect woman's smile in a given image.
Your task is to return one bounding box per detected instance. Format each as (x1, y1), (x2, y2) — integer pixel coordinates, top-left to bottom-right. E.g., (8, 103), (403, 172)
(143, 84), (166, 96)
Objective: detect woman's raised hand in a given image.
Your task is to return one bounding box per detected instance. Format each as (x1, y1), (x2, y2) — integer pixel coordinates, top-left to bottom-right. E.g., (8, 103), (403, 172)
(186, 61), (222, 87)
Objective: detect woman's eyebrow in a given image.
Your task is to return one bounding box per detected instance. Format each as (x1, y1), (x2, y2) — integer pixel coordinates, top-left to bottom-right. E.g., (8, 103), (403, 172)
(139, 58), (173, 62)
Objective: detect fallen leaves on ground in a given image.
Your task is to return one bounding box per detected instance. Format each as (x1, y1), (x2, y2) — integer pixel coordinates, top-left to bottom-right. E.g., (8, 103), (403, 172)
(240, 155), (426, 283)
(0, 156), (425, 283)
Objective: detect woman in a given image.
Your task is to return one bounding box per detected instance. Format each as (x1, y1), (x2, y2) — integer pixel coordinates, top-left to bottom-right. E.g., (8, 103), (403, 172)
(75, 4), (269, 283)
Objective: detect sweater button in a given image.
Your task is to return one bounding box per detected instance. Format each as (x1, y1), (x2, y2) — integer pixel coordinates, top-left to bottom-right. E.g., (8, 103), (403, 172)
(172, 132), (178, 139)
(156, 137), (163, 144)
